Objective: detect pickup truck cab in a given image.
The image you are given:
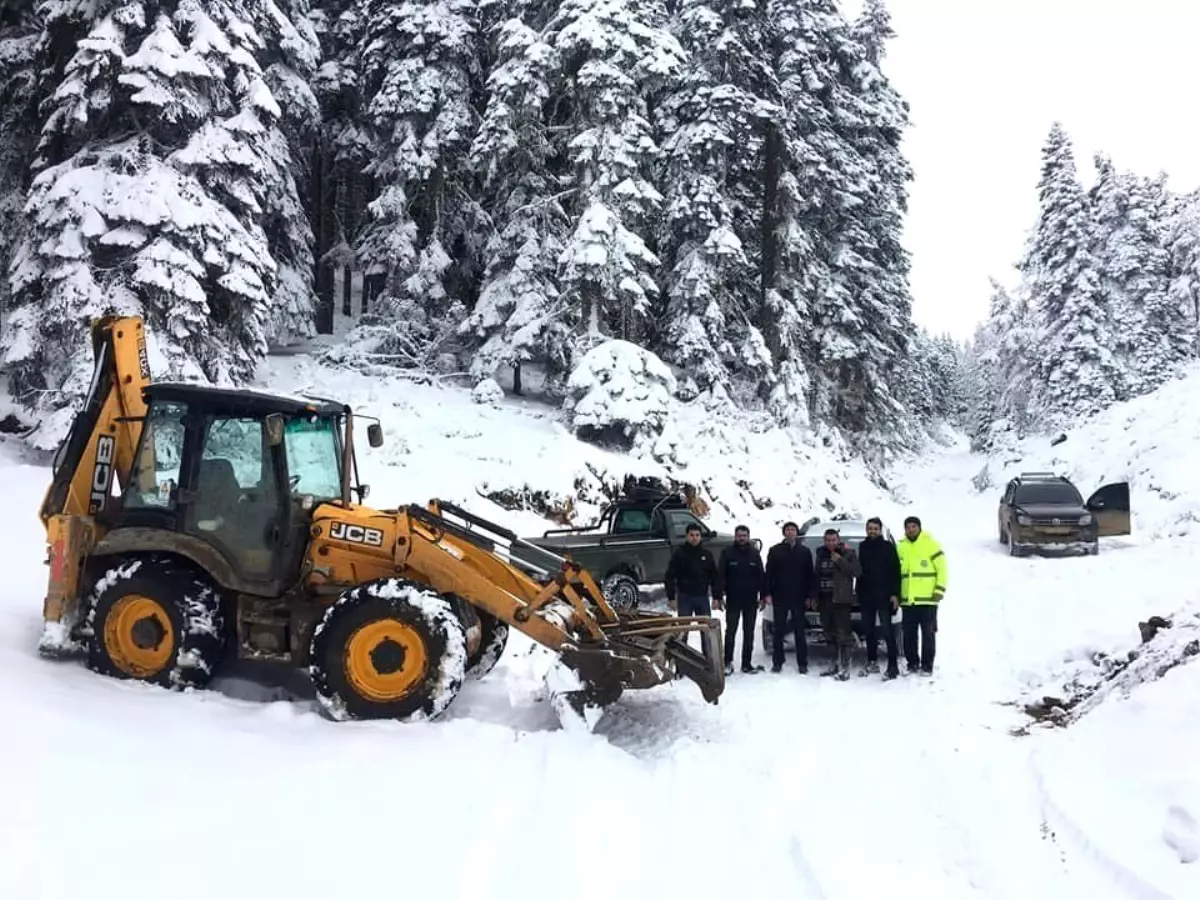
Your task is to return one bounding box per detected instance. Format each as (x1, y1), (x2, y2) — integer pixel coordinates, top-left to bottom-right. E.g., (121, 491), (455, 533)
(520, 495), (746, 610)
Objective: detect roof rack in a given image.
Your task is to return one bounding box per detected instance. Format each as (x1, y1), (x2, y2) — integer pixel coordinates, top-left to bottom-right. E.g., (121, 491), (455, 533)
(1018, 471), (1060, 479)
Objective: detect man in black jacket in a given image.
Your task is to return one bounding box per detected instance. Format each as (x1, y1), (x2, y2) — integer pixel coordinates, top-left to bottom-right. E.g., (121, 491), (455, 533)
(665, 523), (721, 654)
(717, 525), (766, 675)
(764, 521), (817, 673)
(856, 517), (901, 679)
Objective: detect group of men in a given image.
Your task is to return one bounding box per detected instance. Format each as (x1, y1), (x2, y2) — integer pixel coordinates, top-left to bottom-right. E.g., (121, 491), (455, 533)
(663, 516), (947, 681)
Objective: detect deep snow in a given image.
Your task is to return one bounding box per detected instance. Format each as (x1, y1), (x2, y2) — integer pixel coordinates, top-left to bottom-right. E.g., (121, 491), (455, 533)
(1, 357), (1197, 900)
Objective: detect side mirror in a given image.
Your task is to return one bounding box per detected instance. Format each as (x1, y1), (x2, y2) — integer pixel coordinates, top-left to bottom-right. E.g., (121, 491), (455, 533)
(354, 484), (371, 503)
(367, 422), (384, 448)
(265, 413), (284, 446)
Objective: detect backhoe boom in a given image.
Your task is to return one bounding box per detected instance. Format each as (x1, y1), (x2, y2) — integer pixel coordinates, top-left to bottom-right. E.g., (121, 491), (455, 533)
(38, 316), (150, 652)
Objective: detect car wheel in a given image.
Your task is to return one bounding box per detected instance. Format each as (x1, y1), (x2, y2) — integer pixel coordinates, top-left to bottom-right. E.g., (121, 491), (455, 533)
(1088, 541), (1099, 556)
(999, 524), (1008, 545)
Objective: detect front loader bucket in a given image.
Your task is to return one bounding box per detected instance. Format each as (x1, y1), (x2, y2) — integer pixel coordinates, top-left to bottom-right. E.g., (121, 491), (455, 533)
(559, 611), (726, 707)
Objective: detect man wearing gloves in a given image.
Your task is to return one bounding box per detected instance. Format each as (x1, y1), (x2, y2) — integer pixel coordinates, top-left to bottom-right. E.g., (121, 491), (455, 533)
(896, 515), (947, 675)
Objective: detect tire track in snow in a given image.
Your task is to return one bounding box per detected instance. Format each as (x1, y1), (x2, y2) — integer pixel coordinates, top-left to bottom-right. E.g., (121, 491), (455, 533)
(993, 554), (1174, 899)
(1028, 747), (1174, 900)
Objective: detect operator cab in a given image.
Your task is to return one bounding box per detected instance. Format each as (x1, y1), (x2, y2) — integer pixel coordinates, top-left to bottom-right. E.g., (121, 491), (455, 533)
(115, 383), (381, 589)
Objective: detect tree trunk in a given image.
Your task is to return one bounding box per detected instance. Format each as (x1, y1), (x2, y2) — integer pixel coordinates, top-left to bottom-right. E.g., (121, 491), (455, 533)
(512, 362), (522, 395)
(312, 137), (334, 334)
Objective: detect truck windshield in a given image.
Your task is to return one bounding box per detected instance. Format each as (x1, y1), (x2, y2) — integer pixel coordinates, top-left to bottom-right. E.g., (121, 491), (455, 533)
(285, 416), (342, 499)
(1014, 482), (1082, 505)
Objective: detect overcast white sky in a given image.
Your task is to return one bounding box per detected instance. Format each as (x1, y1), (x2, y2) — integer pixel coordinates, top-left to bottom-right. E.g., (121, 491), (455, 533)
(838, 0), (1200, 340)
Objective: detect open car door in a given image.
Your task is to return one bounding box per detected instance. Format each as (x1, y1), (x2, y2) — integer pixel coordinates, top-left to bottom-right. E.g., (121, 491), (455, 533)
(1087, 482), (1131, 537)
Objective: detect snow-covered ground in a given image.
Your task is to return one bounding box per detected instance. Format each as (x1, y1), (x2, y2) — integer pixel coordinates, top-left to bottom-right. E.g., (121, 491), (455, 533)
(1, 356), (1197, 900)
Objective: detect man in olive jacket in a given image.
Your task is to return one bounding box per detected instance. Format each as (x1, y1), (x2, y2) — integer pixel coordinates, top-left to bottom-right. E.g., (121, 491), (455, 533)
(814, 528), (862, 680)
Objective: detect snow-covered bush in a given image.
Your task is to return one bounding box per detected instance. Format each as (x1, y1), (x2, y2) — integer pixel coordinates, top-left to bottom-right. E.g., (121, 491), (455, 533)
(564, 340), (677, 452)
(471, 378), (503, 405)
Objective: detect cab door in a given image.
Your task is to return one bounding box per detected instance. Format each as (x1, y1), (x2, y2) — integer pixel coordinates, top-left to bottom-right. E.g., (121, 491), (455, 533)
(183, 414), (289, 583)
(1086, 482), (1131, 537)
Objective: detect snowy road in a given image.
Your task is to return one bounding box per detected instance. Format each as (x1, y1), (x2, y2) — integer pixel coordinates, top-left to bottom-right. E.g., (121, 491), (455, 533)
(0, 439), (1188, 900)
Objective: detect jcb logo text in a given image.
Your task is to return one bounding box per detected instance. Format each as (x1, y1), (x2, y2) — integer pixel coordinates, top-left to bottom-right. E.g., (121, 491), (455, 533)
(90, 435), (115, 514)
(329, 521), (384, 547)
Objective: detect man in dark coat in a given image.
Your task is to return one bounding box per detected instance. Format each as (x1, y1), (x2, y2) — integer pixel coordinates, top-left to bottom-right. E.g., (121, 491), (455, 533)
(664, 522), (721, 655)
(814, 528), (862, 680)
(717, 525), (766, 675)
(763, 521), (817, 674)
(856, 517), (901, 679)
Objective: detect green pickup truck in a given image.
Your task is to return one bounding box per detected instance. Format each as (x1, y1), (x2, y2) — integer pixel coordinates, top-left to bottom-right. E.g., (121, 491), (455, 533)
(517, 488), (747, 611)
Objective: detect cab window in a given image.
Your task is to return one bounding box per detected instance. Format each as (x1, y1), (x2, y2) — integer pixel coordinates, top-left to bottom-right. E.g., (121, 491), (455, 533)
(284, 416), (342, 499)
(125, 401), (187, 509)
(613, 508), (653, 533)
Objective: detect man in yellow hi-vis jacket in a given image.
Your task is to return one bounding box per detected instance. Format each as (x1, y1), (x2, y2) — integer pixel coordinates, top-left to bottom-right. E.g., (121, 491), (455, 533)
(896, 515), (946, 675)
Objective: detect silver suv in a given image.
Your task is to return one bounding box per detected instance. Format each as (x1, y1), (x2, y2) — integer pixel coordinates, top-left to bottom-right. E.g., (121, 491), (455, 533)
(760, 518), (902, 654)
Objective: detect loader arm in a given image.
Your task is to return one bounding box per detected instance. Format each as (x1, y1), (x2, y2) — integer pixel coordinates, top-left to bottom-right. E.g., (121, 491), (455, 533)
(400, 500), (726, 704)
(38, 316), (151, 653)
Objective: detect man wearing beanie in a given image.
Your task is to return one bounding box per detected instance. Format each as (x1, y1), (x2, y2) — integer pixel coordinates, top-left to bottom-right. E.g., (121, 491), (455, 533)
(763, 520), (817, 673)
(895, 515), (947, 675)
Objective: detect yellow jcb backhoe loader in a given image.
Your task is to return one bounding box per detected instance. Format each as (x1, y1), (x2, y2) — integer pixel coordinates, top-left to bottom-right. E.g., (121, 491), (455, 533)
(35, 316), (725, 727)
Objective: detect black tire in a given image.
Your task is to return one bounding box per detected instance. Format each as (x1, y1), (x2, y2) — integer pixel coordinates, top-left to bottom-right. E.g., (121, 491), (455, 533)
(999, 524), (1009, 545)
(83, 557), (225, 690)
(309, 579), (467, 722)
(601, 572), (640, 611)
(466, 611), (509, 680)
(1088, 541), (1100, 556)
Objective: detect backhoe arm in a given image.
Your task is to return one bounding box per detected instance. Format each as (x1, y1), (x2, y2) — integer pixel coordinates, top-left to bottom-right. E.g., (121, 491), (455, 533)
(39, 316), (151, 525)
(38, 316), (150, 655)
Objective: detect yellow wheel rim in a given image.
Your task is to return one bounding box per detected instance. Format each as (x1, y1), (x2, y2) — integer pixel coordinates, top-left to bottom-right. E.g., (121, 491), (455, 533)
(344, 620), (428, 702)
(103, 594), (176, 678)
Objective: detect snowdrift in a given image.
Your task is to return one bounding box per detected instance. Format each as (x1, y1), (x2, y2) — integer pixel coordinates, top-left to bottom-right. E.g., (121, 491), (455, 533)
(975, 361), (1200, 539)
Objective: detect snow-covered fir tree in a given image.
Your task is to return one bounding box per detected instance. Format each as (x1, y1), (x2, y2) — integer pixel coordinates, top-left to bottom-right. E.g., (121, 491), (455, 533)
(651, 0), (765, 400)
(342, 0), (485, 370)
(460, 2), (572, 392)
(1168, 188), (1200, 361)
(1, 0), (317, 439)
(547, 0), (683, 352)
(966, 123), (1200, 442)
(1018, 122), (1118, 422)
(0, 2), (40, 309)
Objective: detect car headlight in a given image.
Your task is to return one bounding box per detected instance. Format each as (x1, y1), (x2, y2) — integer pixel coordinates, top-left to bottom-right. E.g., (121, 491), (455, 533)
(1017, 514), (1031, 526)
(1079, 513), (1093, 526)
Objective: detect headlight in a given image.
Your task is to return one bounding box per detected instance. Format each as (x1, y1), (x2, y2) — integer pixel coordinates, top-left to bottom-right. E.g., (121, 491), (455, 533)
(1017, 515), (1031, 526)
(1079, 513), (1093, 526)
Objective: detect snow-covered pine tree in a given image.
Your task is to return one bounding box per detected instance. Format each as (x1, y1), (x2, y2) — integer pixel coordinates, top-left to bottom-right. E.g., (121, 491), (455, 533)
(763, 0), (914, 440)
(1019, 123), (1119, 423)
(544, 0), (684, 351)
(346, 0), (485, 370)
(1086, 156), (1183, 399)
(836, 0), (913, 434)
(3, 0), (313, 444)
(0, 2), (39, 310)
(460, 2), (572, 394)
(1167, 187), (1200, 362)
(309, 0), (372, 328)
(651, 0), (767, 400)
(255, 0), (321, 346)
